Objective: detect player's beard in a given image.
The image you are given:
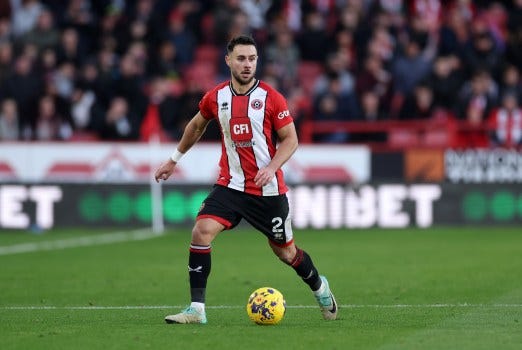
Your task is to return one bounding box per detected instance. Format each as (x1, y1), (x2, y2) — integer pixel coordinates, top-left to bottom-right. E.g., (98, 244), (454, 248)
(232, 70), (255, 86)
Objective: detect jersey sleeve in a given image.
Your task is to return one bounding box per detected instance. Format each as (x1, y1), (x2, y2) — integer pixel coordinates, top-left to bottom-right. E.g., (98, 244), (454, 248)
(198, 90), (216, 120)
(270, 91), (294, 130)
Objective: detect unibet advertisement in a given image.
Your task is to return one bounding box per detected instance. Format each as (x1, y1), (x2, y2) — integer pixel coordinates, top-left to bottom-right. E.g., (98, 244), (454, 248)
(1, 183), (520, 230)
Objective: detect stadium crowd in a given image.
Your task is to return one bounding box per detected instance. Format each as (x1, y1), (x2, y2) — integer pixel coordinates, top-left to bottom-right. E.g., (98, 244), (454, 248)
(0, 0), (521, 148)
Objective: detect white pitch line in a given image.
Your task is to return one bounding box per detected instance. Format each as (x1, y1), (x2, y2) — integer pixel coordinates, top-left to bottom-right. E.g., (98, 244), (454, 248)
(0, 228), (161, 256)
(2, 304), (522, 310)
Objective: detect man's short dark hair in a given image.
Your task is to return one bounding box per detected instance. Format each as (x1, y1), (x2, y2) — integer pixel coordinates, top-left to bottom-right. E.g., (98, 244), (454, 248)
(226, 35), (257, 53)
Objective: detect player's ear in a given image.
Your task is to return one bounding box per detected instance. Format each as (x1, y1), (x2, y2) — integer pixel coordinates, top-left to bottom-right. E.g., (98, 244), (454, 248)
(225, 55), (230, 67)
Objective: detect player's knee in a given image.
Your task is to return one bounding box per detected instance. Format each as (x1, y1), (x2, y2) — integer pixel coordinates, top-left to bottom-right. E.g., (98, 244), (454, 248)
(273, 244), (297, 265)
(191, 219), (222, 245)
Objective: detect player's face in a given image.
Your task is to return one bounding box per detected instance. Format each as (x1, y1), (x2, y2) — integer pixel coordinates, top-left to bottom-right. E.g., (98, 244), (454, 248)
(226, 44), (258, 86)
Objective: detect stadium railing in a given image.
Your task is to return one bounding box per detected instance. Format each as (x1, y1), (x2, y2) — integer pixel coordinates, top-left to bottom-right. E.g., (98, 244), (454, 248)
(299, 118), (493, 151)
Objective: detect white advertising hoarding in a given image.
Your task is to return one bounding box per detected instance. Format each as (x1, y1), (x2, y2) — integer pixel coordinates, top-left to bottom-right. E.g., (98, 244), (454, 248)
(0, 142), (370, 184)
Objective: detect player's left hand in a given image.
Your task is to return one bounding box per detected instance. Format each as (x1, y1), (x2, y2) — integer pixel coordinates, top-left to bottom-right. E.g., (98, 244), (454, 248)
(254, 167), (275, 187)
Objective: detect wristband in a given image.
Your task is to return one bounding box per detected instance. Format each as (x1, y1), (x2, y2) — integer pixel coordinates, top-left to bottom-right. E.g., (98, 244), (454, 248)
(170, 149), (185, 163)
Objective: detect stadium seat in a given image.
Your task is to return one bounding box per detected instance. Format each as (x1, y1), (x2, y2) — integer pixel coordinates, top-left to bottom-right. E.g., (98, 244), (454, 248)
(69, 131), (100, 141)
(183, 64), (217, 91)
(297, 61), (323, 95)
(194, 44), (220, 65)
(388, 128), (419, 148)
(423, 129), (450, 147)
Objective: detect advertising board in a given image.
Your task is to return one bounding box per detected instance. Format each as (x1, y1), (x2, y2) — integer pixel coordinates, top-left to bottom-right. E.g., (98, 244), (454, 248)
(1, 183), (519, 230)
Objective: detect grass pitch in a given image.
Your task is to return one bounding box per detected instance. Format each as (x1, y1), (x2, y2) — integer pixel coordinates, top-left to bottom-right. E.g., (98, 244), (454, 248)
(1, 227), (521, 350)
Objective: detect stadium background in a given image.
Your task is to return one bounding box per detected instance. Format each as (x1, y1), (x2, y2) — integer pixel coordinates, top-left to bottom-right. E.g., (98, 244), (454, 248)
(0, 0), (521, 229)
(1, 2), (522, 349)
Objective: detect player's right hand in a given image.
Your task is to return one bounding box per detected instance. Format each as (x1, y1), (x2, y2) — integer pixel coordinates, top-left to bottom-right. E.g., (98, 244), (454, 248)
(154, 159), (176, 183)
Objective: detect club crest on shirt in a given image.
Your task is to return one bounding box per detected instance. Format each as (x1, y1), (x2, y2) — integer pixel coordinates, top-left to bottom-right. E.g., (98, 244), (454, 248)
(251, 99), (263, 110)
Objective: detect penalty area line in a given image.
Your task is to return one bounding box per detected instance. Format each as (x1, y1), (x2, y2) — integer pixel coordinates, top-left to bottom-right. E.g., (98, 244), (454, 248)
(0, 228), (161, 256)
(2, 304), (522, 310)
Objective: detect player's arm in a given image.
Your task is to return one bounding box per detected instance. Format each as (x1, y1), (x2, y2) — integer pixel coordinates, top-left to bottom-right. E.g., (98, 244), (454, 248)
(254, 122), (298, 187)
(154, 112), (211, 182)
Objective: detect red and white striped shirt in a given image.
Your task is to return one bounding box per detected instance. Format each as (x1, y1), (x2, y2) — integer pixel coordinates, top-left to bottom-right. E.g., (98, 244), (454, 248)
(199, 79), (294, 196)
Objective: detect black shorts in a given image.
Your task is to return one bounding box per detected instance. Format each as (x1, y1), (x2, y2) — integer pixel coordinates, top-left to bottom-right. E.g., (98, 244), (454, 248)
(197, 185), (294, 246)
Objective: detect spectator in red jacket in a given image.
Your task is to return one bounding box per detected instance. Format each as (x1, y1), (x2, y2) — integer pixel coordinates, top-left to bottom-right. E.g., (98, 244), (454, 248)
(487, 90), (522, 148)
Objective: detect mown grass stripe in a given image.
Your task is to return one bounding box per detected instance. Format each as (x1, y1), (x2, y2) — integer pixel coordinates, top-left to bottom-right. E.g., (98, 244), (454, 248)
(0, 229), (159, 256)
(2, 304), (521, 310)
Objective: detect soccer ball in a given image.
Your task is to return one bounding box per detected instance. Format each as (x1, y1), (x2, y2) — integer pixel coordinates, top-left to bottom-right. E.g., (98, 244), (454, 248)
(246, 287), (286, 325)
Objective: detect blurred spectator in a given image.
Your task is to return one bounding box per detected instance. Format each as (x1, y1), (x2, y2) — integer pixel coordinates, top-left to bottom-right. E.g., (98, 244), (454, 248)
(38, 47), (57, 81)
(55, 27), (84, 66)
(149, 40), (181, 78)
(457, 69), (498, 123)
(213, 0), (243, 46)
(95, 5), (126, 54)
(10, 0), (43, 38)
(76, 60), (98, 93)
(500, 63), (522, 102)
(409, 0), (442, 33)
(353, 90), (387, 142)
(428, 55), (465, 110)
(358, 90), (385, 122)
(51, 61), (75, 100)
(506, 0), (522, 71)
(399, 82), (436, 120)
(0, 54), (43, 132)
(265, 28), (299, 93)
(462, 18), (504, 79)
(482, 2), (508, 48)
(60, 0), (96, 52)
(312, 72), (359, 143)
(139, 77), (180, 141)
(239, 0), (271, 38)
(356, 53), (393, 111)
(297, 10), (329, 63)
(165, 9), (196, 67)
(70, 86), (96, 132)
(128, 0), (164, 51)
(0, 41), (13, 84)
(329, 29), (356, 71)
(336, 5), (361, 34)
(364, 23), (396, 66)
(0, 98), (19, 140)
(18, 8), (59, 53)
(0, 17), (12, 44)
(94, 47), (118, 107)
(392, 32), (434, 97)
(0, 1), (11, 20)
(94, 96), (139, 140)
(112, 53), (147, 118)
(34, 95), (72, 141)
(126, 41), (148, 76)
(456, 69), (498, 147)
(314, 51), (355, 96)
(487, 90), (522, 148)
(438, 3), (472, 57)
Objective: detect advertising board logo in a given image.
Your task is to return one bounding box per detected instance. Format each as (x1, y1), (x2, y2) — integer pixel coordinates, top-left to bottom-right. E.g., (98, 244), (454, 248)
(289, 184), (442, 229)
(0, 185), (62, 229)
(462, 190), (522, 222)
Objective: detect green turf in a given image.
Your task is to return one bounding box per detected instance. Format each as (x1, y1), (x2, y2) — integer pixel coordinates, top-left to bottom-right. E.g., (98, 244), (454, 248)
(1, 227), (521, 350)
